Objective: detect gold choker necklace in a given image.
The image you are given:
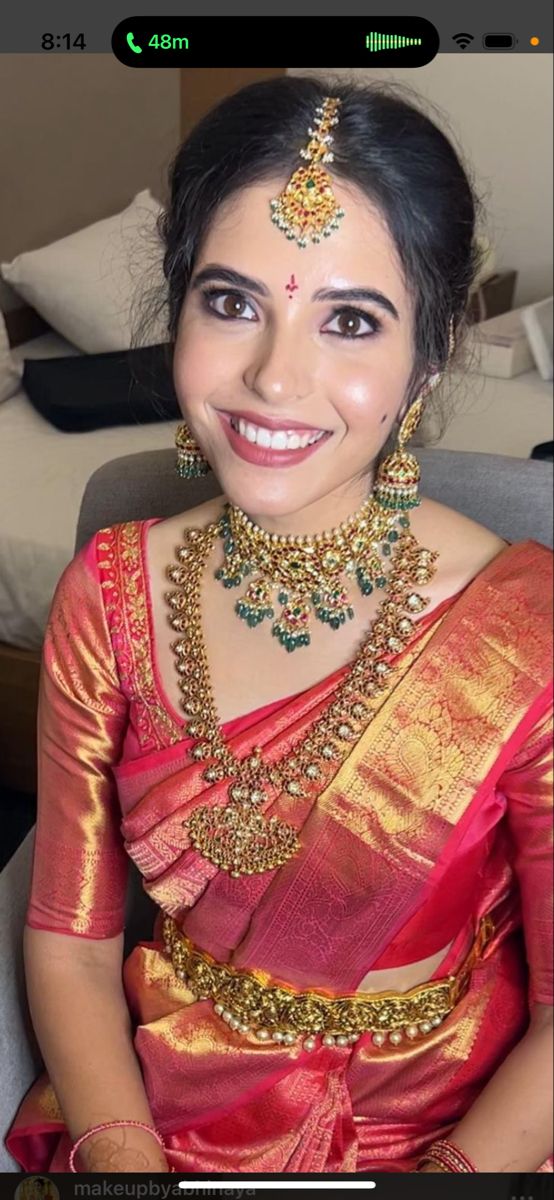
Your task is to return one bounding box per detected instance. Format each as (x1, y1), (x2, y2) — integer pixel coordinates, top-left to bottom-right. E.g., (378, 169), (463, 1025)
(213, 495), (411, 653)
(164, 506), (439, 878)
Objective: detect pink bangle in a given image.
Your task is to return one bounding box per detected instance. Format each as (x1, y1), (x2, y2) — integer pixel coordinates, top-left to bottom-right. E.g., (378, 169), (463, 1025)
(69, 1120), (166, 1173)
(417, 1138), (478, 1173)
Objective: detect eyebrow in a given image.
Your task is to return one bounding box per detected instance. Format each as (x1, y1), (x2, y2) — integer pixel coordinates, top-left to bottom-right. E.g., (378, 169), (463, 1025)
(190, 264), (400, 321)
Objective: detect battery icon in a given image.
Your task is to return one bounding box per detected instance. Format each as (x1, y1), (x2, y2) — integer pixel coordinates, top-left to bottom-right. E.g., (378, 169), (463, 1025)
(483, 34), (517, 48)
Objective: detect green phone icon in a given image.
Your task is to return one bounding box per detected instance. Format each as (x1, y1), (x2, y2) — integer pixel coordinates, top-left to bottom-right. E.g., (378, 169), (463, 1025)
(126, 32), (142, 53)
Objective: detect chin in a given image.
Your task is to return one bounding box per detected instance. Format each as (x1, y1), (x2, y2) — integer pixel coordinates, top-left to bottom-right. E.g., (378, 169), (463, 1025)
(219, 474), (307, 518)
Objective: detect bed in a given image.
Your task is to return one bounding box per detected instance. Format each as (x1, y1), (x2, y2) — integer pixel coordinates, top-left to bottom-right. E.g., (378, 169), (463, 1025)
(0, 328), (181, 791)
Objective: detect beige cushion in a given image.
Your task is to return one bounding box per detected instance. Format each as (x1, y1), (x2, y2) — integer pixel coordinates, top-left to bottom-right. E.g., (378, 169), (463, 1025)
(0, 312), (21, 405)
(1, 189), (167, 353)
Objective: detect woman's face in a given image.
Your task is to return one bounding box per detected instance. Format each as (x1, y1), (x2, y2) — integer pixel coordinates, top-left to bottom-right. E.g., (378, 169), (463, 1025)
(173, 177), (417, 533)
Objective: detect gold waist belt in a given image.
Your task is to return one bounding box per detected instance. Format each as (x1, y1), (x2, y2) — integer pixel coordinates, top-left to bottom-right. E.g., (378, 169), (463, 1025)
(162, 912), (494, 1054)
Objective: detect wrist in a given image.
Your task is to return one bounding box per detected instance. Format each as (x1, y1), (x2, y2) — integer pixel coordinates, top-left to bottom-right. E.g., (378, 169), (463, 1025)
(416, 1138), (478, 1173)
(71, 1122), (170, 1173)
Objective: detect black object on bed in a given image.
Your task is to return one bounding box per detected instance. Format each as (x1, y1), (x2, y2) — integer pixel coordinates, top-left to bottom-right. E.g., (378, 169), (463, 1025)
(22, 344), (181, 431)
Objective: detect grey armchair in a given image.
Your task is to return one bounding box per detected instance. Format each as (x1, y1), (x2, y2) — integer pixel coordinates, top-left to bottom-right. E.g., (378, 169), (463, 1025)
(1, 447), (552, 1171)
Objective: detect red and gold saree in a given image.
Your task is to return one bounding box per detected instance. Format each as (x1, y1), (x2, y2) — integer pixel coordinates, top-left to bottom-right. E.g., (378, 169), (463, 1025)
(5, 517), (553, 1173)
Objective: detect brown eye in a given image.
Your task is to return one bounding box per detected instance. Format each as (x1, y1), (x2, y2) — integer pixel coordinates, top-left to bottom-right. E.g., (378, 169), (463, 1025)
(222, 293), (248, 318)
(337, 312), (363, 336)
(202, 289), (257, 322)
(323, 307), (382, 339)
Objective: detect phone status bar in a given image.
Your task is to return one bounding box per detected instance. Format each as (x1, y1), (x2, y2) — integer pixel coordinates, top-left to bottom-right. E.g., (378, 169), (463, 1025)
(112, 17), (440, 67)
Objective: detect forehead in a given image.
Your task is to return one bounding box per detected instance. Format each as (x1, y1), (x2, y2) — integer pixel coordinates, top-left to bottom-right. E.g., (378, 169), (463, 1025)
(197, 178), (408, 300)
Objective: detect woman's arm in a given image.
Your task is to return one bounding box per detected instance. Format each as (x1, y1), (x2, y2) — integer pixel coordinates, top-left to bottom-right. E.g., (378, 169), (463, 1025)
(419, 1003), (553, 1172)
(421, 698), (552, 1172)
(24, 926), (170, 1173)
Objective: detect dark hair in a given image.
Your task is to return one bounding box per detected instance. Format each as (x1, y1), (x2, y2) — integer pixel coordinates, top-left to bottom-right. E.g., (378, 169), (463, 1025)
(137, 74), (488, 444)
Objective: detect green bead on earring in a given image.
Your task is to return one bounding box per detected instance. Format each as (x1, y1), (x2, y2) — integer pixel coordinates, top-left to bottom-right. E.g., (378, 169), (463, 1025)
(175, 423), (210, 478)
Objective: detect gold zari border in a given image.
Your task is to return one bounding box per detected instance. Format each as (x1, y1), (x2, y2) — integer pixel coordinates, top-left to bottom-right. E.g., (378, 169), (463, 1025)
(162, 912), (494, 1049)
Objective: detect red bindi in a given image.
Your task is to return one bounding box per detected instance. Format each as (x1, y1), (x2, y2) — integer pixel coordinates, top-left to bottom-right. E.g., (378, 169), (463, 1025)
(285, 274), (299, 298)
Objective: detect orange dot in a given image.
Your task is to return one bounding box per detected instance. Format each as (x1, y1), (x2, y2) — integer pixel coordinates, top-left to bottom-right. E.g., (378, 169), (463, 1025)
(530, 36), (540, 45)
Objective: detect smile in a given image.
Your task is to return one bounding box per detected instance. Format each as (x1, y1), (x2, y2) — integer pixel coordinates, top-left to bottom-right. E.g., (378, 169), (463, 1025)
(229, 416), (326, 450)
(216, 411), (332, 469)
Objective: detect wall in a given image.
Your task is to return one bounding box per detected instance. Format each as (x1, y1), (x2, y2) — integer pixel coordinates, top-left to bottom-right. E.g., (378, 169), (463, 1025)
(289, 59), (553, 307)
(0, 54), (180, 310)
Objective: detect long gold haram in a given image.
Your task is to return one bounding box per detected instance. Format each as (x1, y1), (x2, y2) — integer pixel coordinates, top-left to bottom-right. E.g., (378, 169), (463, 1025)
(164, 511), (439, 877)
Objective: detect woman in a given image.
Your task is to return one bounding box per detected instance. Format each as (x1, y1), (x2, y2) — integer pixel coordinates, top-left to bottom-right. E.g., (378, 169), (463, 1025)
(5, 77), (553, 1175)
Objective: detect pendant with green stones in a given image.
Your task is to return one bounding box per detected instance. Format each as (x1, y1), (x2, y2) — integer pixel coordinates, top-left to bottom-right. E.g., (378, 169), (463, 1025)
(357, 564), (374, 597)
(271, 597), (311, 653)
(215, 563), (247, 589)
(235, 580), (274, 628)
(311, 584), (355, 631)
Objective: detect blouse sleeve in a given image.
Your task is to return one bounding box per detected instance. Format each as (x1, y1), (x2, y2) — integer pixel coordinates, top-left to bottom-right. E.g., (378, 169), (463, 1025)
(25, 532), (130, 939)
(500, 694), (553, 1007)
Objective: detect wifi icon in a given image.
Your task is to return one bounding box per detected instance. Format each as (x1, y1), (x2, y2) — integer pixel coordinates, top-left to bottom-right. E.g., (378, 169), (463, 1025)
(453, 32), (474, 49)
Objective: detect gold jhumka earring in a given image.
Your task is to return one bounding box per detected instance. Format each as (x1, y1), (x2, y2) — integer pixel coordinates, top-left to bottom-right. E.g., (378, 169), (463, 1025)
(373, 316), (456, 511)
(175, 423), (211, 479)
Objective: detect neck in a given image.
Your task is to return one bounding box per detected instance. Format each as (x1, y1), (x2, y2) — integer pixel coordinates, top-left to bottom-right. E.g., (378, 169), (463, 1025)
(227, 475), (377, 539)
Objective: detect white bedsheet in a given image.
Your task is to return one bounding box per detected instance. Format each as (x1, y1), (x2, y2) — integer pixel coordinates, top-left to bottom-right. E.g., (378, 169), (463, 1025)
(0, 333), (180, 650)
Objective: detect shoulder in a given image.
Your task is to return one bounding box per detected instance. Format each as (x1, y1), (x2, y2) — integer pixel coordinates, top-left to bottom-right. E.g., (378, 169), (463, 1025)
(418, 497), (552, 648)
(146, 495), (226, 556)
(411, 497), (509, 590)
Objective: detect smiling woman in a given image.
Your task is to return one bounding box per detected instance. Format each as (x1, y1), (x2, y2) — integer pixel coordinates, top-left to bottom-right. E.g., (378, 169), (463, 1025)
(5, 75), (553, 1177)
(171, 175), (420, 528)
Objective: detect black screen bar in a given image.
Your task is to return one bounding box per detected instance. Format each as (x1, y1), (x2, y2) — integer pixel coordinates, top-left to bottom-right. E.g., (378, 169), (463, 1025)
(112, 16), (440, 67)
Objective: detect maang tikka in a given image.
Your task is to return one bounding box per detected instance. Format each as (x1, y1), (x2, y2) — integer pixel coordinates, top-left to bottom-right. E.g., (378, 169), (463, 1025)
(269, 96), (345, 248)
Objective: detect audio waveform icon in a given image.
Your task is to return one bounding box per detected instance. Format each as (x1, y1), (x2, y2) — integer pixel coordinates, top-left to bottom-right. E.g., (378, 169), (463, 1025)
(365, 32), (422, 51)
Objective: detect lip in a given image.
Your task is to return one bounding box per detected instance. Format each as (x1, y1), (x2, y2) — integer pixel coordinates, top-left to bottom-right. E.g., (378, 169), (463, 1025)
(218, 408), (329, 434)
(217, 410), (332, 468)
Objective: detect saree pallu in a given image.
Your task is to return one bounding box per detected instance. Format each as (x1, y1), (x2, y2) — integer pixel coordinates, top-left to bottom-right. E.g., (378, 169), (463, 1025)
(5, 521), (553, 1173)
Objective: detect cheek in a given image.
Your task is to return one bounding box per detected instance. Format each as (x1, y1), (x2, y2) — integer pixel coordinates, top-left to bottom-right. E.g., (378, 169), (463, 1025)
(172, 330), (230, 399)
(337, 374), (397, 429)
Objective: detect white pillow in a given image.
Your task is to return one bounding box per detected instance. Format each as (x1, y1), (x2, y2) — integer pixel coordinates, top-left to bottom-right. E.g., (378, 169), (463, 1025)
(1, 190), (168, 354)
(0, 311), (22, 405)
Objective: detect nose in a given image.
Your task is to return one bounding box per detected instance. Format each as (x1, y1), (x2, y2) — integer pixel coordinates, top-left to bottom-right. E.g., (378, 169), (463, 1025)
(243, 325), (312, 407)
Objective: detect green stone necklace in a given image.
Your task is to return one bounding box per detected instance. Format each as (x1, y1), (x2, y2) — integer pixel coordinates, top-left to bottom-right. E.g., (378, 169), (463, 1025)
(213, 496), (412, 653)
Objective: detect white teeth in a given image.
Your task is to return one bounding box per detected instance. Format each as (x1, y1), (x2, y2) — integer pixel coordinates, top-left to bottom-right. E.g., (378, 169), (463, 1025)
(232, 417), (325, 451)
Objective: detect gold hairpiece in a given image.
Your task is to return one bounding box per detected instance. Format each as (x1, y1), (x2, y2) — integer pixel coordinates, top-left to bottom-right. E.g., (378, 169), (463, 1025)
(270, 97), (344, 249)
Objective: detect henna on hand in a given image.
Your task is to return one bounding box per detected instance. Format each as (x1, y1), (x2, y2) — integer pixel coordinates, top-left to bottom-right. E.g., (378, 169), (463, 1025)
(76, 1127), (170, 1173)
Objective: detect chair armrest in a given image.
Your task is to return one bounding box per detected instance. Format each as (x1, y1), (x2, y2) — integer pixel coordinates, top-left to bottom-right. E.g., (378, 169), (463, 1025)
(0, 826), (44, 1171)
